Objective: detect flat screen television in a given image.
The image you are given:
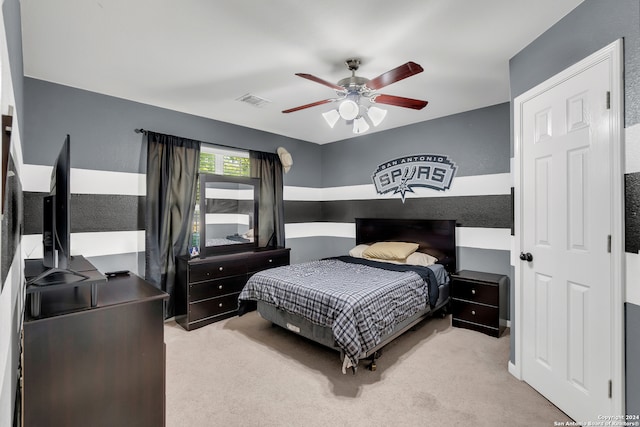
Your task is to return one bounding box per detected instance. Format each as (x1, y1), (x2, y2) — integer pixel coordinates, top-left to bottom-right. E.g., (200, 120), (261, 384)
(27, 135), (88, 286)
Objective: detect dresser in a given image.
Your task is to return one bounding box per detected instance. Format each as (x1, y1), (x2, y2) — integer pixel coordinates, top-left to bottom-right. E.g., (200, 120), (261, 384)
(175, 247), (290, 330)
(450, 270), (508, 337)
(23, 274), (168, 427)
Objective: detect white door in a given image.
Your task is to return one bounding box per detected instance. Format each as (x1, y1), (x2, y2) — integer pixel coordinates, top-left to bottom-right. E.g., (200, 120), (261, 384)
(519, 57), (614, 420)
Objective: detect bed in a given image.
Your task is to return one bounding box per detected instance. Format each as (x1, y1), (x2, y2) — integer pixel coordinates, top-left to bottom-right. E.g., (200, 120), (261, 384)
(238, 218), (457, 374)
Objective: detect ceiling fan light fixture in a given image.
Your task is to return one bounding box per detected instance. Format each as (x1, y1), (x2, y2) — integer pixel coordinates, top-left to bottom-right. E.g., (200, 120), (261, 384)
(353, 116), (370, 134)
(338, 99), (359, 121)
(322, 109), (340, 128)
(367, 106), (387, 127)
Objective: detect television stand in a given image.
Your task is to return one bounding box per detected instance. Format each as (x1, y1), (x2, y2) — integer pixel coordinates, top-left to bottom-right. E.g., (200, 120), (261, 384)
(25, 256), (106, 317)
(26, 266), (89, 286)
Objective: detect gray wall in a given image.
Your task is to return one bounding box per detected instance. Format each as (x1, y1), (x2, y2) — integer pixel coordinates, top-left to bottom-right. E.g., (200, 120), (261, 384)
(510, 0), (640, 128)
(0, 0), (23, 425)
(509, 0), (640, 415)
(321, 104), (511, 186)
(22, 77), (325, 274)
(23, 78), (322, 186)
(313, 102), (513, 276)
(23, 80), (512, 270)
(2, 0), (23, 127)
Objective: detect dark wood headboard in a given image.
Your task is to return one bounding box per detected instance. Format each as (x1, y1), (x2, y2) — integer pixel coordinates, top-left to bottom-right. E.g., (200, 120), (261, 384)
(355, 218), (457, 274)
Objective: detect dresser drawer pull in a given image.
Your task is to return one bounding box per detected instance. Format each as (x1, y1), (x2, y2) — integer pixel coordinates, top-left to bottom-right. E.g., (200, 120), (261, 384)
(219, 267), (224, 271)
(218, 285), (223, 290)
(471, 310), (476, 315)
(219, 303), (223, 308)
(268, 259), (273, 263)
(471, 289), (476, 295)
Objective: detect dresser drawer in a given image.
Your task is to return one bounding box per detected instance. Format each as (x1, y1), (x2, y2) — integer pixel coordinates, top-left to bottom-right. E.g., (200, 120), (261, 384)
(189, 293), (240, 322)
(247, 251), (289, 273)
(451, 299), (499, 329)
(189, 261), (246, 283)
(451, 280), (498, 306)
(189, 275), (247, 302)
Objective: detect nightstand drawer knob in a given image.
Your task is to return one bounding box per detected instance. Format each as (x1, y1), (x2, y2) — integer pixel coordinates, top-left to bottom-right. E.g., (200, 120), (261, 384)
(218, 285), (223, 290)
(219, 267), (224, 271)
(268, 259), (273, 263)
(471, 289), (476, 295)
(471, 310), (476, 315)
(219, 303), (223, 308)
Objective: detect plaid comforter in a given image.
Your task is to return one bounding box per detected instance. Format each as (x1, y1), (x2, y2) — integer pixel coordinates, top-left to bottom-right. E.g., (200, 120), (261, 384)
(238, 256), (437, 367)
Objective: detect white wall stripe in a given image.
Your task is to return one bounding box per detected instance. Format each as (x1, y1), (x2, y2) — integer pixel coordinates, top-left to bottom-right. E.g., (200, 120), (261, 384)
(23, 164), (510, 202)
(20, 164), (49, 193)
(626, 123), (640, 174)
(284, 186), (324, 201)
(284, 222), (511, 251)
(285, 222), (356, 239)
(626, 252), (640, 306)
(22, 225), (511, 258)
(284, 173), (512, 201)
(22, 164), (146, 195)
(22, 230), (145, 259)
(205, 213), (250, 225)
(456, 227), (511, 251)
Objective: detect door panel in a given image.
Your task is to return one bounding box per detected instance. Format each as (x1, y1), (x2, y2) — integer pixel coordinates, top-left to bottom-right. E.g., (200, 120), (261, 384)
(534, 273), (552, 368)
(521, 58), (612, 421)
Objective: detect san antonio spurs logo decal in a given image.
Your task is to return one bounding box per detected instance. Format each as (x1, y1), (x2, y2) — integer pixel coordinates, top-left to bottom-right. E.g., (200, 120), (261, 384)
(371, 154), (457, 203)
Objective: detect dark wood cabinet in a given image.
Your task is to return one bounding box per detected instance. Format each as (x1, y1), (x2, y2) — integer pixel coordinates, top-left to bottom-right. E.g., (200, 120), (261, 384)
(175, 247), (290, 330)
(22, 274), (168, 427)
(451, 270), (508, 338)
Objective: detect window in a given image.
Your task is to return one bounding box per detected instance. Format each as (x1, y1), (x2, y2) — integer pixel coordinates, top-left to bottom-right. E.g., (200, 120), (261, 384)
(198, 145), (250, 176)
(191, 145), (250, 251)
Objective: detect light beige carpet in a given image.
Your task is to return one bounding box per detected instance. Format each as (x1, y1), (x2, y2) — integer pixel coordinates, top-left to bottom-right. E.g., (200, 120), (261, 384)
(164, 313), (568, 426)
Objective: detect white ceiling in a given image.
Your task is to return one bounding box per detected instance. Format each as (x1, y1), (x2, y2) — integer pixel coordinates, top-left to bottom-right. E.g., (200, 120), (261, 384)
(20, 0), (584, 144)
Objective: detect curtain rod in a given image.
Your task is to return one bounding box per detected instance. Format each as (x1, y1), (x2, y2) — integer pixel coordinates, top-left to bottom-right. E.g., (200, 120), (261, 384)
(135, 128), (269, 153)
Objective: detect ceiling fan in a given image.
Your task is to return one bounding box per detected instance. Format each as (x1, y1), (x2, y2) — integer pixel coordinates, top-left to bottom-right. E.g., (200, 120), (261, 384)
(282, 59), (429, 129)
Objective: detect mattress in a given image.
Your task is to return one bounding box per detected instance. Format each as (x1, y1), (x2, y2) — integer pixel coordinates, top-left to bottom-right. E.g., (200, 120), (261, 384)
(238, 256), (448, 370)
(256, 280), (450, 355)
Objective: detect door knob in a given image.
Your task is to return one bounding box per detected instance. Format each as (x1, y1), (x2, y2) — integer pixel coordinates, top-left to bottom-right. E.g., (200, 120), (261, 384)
(519, 252), (533, 262)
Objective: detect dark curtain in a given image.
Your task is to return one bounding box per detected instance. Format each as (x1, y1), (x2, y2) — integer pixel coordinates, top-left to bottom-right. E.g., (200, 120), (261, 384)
(145, 132), (200, 318)
(250, 151), (285, 247)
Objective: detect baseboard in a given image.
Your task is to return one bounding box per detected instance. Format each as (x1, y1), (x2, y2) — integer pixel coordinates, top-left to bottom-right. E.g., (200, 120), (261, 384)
(508, 361), (522, 380)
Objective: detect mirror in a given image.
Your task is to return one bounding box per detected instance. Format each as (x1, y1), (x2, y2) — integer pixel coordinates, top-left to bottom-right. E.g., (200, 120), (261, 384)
(199, 174), (260, 256)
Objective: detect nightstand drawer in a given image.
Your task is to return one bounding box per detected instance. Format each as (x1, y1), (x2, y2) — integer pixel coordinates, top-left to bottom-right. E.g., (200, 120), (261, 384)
(451, 299), (499, 329)
(189, 275), (247, 302)
(189, 293), (240, 321)
(451, 280), (498, 306)
(189, 261), (246, 283)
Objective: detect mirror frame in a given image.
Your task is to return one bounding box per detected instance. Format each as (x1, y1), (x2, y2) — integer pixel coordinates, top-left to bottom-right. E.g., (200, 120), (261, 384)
(198, 173), (260, 257)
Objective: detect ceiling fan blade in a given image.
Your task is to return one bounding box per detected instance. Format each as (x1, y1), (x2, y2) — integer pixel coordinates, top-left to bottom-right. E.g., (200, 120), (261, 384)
(295, 73), (346, 92)
(373, 94), (428, 110)
(282, 98), (335, 113)
(366, 62), (424, 90)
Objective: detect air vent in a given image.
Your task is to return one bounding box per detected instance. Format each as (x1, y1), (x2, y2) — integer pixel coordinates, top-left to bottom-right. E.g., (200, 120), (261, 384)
(236, 93), (271, 108)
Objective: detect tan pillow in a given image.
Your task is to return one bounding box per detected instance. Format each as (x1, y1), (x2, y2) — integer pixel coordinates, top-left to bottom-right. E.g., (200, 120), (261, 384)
(348, 244), (370, 258)
(406, 251), (438, 266)
(363, 241), (419, 261)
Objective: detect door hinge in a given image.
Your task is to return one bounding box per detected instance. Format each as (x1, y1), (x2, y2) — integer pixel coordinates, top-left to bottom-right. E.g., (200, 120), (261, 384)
(607, 235), (612, 253)
(606, 91), (611, 109)
(609, 380), (612, 398)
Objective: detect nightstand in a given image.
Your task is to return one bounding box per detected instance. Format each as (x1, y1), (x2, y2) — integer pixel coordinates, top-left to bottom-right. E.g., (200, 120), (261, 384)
(450, 270), (508, 337)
